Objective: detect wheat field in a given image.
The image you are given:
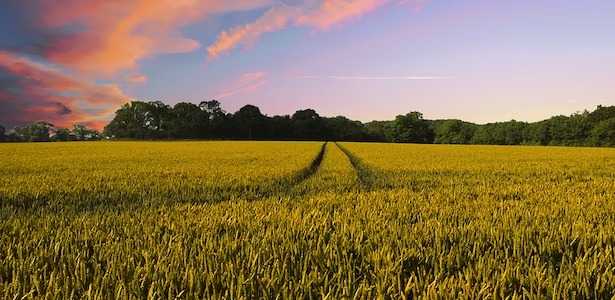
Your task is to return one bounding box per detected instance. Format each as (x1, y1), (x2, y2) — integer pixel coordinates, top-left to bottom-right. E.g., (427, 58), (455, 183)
(1, 141), (615, 299)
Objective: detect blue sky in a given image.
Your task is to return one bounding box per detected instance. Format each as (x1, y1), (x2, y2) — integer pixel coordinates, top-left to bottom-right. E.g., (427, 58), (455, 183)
(1, 0), (614, 128)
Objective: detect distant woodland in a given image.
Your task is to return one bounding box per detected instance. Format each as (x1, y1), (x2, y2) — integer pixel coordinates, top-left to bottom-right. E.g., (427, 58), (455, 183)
(3, 101), (615, 147)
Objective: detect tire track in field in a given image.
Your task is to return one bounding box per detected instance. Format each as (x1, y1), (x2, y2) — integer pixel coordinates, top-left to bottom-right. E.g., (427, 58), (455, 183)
(335, 142), (377, 189)
(236, 141), (328, 200)
(289, 142), (327, 186)
(2, 142), (329, 213)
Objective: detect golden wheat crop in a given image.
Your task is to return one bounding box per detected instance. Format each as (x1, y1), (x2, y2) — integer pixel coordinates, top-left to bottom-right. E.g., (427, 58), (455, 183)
(1, 141), (615, 299)
(0, 141), (321, 210)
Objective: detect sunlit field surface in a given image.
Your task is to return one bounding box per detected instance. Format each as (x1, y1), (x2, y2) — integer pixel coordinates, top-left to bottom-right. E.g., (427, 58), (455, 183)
(2, 142), (615, 298)
(0, 141), (321, 210)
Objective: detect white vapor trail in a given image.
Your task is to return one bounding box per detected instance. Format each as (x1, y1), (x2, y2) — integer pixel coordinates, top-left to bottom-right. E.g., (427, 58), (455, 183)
(300, 75), (451, 80)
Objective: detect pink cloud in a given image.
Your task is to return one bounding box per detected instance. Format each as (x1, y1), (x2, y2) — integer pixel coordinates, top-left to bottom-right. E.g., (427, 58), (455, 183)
(208, 0), (422, 58)
(207, 6), (299, 59)
(296, 0), (386, 29)
(126, 73), (148, 84)
(31, 0), (274, 76)
(0, 51), (129, 130)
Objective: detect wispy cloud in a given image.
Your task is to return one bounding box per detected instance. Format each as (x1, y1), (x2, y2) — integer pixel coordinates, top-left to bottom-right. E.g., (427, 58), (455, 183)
(207, 6), (299, 59)
(299, 75), (451, 80)
(126, 73), (148, 84)
(214, 72), (267, 99)
(207, 0), (425, 58)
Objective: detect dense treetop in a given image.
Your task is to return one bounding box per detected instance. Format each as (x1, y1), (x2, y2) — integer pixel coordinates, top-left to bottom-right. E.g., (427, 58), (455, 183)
(3, 101), (615, 147)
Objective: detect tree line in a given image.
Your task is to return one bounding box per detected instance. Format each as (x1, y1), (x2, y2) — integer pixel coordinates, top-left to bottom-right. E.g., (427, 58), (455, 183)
(0, 122), (101, 142)
(2, 100), (615, 147)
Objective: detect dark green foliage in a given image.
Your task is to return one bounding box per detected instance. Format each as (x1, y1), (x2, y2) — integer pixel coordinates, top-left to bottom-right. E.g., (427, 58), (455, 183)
(590, 118), (615, 146)
(365, 121), (392, 141)
(73, 124), (101, 140)
(233, 105), (267, 139)
(291, 109), (327, 140)
(470, 121), (527, 145)
(323, 116), (368, 141)
(546, 113), (592, 146)
(588, 105), (615, 123)
(433, 119), (477, 144)
(13, 121), (54, 142)
(95, 103), (615, 147)
(390, 112), (434, 143)
(7, 102), (615, 146)
(523, 121), (550, 145)
(169, 102), (208, 139)
(52, 128), (72, 141)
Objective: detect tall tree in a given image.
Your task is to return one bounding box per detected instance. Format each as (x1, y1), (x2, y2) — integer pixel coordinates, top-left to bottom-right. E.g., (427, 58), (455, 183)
(233, 105), (267, 139)
(147, 101), (173, 137)
(170, 102), (208, 138)
(523, 121), (550, 145)
(53, 128), (72, 141)
(365, 121), (393, 141)
(199, 100), (228, 137)
(590, 118), (615, 146)
(547, 113), (591, 146)
(588, 105), (615, 123)
(14, 121), (54, 142)
(73, 124), (101, 140)
(0, 124), (5, 141)
(268, 115), (293, 139)
(390, 112), (434, 143)
(291, 109), (326, 140)
(104, 101), (169, 138)
(323, 116), (368, 141)
(434, 120), (476, 144)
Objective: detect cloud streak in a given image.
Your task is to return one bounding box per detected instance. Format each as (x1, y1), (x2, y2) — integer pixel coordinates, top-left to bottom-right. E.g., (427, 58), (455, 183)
(207, 0), (422, 58)
(207, 6), (300, 59)
(0, 51), (128, 129)
(214, 72), (268, 99)
(300, 75), (451, 80)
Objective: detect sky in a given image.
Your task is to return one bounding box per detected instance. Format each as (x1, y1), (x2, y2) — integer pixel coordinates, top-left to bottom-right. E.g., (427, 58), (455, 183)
(1, 0), (614, 130)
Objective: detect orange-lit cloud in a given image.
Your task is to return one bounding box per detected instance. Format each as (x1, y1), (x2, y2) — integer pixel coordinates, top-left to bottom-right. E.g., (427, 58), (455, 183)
(33, 0), (274, 76)
(208, 0), (418, 58)
(296, 0), (386, 29)
(207, 6), (300, 59)
(214, 72), (267, 99)
(127, 73), (148, 84)
(0, 51), (128, 130)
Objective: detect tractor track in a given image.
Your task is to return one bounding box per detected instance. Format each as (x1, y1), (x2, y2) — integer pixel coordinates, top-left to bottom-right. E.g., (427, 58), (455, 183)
(288, 141), (327, 186)
(334, 142), (377, 189)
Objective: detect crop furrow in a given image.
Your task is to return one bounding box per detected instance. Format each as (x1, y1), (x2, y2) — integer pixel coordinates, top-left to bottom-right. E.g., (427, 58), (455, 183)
(335, 142), (378, 189)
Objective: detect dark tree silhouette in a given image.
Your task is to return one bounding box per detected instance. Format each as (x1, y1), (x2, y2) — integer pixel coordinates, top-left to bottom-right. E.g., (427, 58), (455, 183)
(234, 105), (267, 139)
(14, 121), (54, 142)
(291, 109), (327, 140)
(390, 112), (434, 143)
(53, 128), (72, 141)
(7, 101), (615, 147)
(433, 120), (476, 144)
(73, 124), (101, 140)
(170, 102), (208, 138)
(590, 118), (615, 146)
